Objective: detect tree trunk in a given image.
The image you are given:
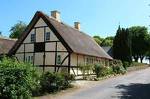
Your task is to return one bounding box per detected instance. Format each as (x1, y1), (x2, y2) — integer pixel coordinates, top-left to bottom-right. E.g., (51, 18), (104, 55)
(133, 56), (138, 62)
(140, 58), (142, 63)
(134, 58), (138, 62)
(139, 56), (144, 63)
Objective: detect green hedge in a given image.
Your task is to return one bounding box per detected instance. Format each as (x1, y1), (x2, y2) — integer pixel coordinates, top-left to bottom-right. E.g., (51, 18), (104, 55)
(94, 64), (113, 78)
(40, 72), (75, 94)
(0, 57), (76, 98)
(0, 57), (39, 99)
(94, 60), (126, 78)
(112, 60), (126, 74)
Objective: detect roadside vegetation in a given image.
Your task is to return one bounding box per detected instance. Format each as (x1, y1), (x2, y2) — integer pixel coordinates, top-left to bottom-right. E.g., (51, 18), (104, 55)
(0, 57), (75, 99)
(78, 59), (148, 81)
(79, 59), (126, 81)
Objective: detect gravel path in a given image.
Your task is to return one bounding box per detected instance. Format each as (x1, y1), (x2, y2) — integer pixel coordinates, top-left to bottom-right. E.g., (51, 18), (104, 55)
(38, 67), (150, 99)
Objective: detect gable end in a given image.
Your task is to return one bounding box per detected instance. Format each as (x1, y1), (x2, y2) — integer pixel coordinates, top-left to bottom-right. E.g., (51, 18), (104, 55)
(9, 11), (73, 55)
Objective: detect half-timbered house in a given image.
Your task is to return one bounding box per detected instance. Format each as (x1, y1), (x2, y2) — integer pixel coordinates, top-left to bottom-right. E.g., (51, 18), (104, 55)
(9, 11), (112, 75)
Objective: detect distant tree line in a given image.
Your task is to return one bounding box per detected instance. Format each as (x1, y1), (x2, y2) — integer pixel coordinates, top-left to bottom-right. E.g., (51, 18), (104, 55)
(113, 26), (150, 64)
(93, 36), (114, 46)
(94, 26), (150, 64)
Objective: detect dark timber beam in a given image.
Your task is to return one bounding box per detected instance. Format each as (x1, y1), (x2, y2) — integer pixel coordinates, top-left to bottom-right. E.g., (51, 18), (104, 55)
(23, 44), (25, 62)
(43, 27), (46, 72)
(56, 53), (69, 72)
(54, 42), (57, 72)
(68, 52), (71, 74)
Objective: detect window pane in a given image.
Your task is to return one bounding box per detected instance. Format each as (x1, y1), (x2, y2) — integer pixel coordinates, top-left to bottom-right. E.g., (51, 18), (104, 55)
(28, 56), (30, 62)
(45, 32), (50, 41)
(31, 34), (35, 42)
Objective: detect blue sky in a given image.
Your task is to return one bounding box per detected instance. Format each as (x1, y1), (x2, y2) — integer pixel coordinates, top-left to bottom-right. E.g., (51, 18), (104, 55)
(0, 0), (150, 38)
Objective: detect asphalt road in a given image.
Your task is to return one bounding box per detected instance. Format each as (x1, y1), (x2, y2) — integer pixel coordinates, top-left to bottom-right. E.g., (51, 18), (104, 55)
(51, 67), (150, 99)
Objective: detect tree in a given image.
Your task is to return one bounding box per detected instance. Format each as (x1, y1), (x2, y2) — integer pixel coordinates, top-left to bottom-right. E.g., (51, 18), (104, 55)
(129, 26), (150, 63)
(93, 36), (104, 45)
(146, 51), (150, 64)
(9, 21), (27, 38)
(101, 36), (114, 46)
(93, 36), (114, 46)
(113, 26), (132, 63)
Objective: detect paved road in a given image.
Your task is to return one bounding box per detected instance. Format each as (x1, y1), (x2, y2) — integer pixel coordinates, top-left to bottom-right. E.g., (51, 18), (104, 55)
(41, 67), (150, 99)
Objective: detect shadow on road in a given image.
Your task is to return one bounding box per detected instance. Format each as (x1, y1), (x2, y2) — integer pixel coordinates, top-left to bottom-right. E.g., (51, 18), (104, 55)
(115, 83), (150, 99)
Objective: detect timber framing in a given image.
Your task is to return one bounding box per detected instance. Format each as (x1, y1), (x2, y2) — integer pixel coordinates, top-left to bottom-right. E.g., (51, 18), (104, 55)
(8, 11), (73, 55)
(9, 11), (113, 75)
(8, 12), (73, 73)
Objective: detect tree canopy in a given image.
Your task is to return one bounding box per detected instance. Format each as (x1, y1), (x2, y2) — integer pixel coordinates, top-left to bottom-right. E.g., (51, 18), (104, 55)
(9, 21), (27, 39)
(129, 26), (150, 63)
(93, 36), (104, 45)
(93, 36), (114, 46)
(101, 36), (114, 46)
(93, 26), (150, 64)
(113, 26), (132, 63)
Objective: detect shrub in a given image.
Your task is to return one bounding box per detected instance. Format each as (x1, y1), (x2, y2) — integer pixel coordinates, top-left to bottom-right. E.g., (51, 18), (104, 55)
(40, 72), (74, 94)
(112, 60), (126, 74)
(122, 61), (130, 69)
(0, 57), (39, 99)
(105, 66), (113, 75)
(79, 64), (93, 79)
(94, 64), (113, 78)
(94, 64), (101, 78)
(61, 73), (75, 89)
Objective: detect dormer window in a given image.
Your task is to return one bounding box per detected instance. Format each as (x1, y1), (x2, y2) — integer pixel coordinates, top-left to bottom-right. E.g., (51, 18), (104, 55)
(45, 32), (50, 41)
(31, 34), (35, 42)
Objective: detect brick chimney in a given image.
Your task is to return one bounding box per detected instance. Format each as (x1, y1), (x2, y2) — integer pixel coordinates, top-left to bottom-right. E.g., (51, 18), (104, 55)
(74, 22), (80, 30)
(51, 10), (61, 22)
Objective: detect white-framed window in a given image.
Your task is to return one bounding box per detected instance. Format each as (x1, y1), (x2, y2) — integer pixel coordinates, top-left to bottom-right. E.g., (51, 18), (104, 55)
(25, 56), (33, 63)
(45, 32), (50, 41)
(31, 34), (35, 42)
(28, 56), (30, 62)
(86, 58), (89, 64)
(31, 56), (33, 61)
(85, 57), (95, 64)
